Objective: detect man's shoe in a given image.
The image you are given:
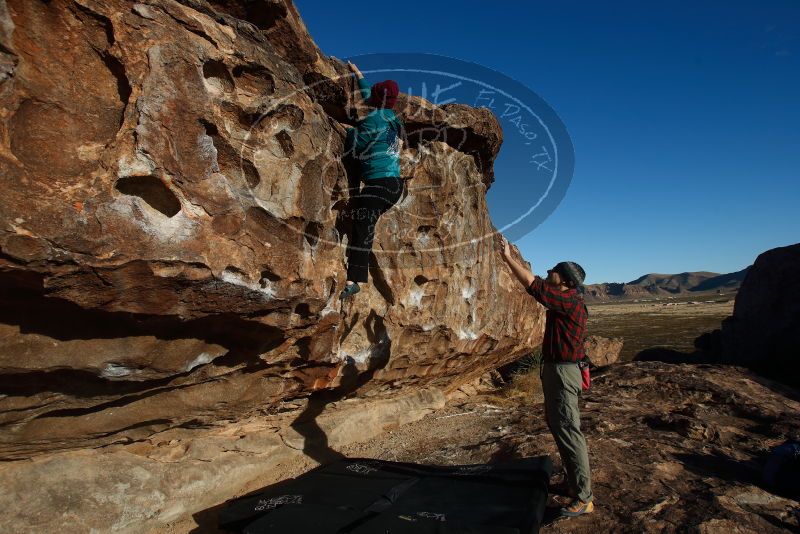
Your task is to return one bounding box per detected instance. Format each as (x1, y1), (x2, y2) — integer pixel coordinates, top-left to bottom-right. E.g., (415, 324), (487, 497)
(559, 498), (594, 517)
(339, 282), (360, 300)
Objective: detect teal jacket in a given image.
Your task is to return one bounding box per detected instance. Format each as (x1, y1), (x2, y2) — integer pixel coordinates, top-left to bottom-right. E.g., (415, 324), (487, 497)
(344, 77), (403, 180)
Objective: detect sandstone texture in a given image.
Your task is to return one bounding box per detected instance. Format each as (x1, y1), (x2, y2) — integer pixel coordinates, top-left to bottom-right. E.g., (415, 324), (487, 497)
(0, 0), (544, 463)
(5, 2), (793, 533)
(0, 388), (447, 533)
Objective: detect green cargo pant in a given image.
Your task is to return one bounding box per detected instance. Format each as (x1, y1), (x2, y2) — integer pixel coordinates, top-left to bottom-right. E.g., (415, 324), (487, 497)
(541, 362), (593, 502)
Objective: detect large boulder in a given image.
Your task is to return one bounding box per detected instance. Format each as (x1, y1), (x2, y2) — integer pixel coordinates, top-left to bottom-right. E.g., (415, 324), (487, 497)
(585, 335), (624, 367)
(0, 0), (544, 464)
(717, 243), (800, 387)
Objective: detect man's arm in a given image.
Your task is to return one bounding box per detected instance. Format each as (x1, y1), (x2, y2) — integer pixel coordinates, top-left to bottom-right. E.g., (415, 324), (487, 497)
(496, 234), (576, 314)
(526, 277), (577, 314)
(497, 235), (535, 288)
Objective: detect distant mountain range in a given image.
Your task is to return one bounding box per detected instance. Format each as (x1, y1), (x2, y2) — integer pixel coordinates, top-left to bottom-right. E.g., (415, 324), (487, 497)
(583, 268), (750, 301)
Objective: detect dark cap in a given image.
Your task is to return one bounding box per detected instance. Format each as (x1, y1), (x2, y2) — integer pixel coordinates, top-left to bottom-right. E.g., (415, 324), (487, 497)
(553, 261), (586, 287)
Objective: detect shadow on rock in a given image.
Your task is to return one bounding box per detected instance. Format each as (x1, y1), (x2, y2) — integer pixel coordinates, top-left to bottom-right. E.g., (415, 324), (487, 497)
(633, 347), (711, 364)
(635, 345), (800, 404)
(291, 331), (390, 464)
(746, 374), (800, 404)
(189, 476), (307, 534)
(189, 352), (391, 533)
(673, 450), (765, 487)
(190, 311), (393, 530)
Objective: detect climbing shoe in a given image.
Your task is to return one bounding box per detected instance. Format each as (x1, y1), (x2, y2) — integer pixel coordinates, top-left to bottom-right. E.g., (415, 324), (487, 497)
(560, 498), (594, 517)
(339, 282), (360, 300)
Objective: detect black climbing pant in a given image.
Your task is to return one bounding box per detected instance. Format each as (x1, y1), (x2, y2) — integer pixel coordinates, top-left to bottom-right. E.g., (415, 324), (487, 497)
(346, 176), (403, 283)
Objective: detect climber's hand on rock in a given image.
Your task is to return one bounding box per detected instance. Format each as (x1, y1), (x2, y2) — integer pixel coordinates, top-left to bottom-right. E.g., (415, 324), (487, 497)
(347, 61), (363, 79)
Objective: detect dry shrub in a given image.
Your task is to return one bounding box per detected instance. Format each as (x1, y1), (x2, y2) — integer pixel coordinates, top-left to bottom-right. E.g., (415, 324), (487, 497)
(505, 368), (544, 402)
(485, 351), (544, 405)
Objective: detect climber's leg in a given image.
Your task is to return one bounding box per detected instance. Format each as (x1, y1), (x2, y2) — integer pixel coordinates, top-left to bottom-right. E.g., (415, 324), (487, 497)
(345, 196), (380, 284)
(345, 177), (403, 284)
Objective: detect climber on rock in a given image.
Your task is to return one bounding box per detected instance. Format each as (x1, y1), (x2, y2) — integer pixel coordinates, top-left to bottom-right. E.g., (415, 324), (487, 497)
(497, 234), (594, 518)
(338, 61), (405, 301)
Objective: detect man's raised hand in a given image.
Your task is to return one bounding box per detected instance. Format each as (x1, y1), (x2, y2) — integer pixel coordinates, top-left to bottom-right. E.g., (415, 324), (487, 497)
(495, 233), (511, 261)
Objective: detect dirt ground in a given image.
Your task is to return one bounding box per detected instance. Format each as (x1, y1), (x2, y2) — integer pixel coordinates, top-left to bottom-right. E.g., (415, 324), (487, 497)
(339, 364), (800, 533)
(587, 295), (735, 361)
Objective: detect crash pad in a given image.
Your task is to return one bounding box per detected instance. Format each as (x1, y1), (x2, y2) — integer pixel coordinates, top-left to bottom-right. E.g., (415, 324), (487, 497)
(218, 456), (553, 533)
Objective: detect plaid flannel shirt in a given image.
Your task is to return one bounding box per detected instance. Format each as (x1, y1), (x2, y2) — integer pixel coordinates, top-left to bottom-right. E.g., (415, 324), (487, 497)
(526, 276), (588, 363)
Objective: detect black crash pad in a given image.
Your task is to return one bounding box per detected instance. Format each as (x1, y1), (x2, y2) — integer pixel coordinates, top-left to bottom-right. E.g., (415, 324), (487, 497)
(218, 456), (552, 533)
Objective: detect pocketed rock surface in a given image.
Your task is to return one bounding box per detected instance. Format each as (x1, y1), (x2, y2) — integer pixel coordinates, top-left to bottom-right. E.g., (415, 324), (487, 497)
(0, 0), (543, 461)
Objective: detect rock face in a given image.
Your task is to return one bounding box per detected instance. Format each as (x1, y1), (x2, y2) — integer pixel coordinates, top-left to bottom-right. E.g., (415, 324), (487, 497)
(0, 0), (544, 464)
(0, 388), (449, 533)
(714, 243), (800, 388)
(584, 335), (623, 367)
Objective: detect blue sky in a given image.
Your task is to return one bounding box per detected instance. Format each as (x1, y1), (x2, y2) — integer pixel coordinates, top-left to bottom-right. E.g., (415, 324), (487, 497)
(296, 0), (799, 284)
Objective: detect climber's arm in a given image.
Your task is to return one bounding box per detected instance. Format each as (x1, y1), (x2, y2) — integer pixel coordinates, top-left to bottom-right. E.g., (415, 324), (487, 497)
(348, 61), (371, 101)
(347, 114), (380, 156)
(357, 76), (371, 102)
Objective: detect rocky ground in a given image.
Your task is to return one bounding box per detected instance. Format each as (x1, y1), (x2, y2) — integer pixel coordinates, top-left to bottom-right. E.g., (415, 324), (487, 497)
(169, 360), (800, 533)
